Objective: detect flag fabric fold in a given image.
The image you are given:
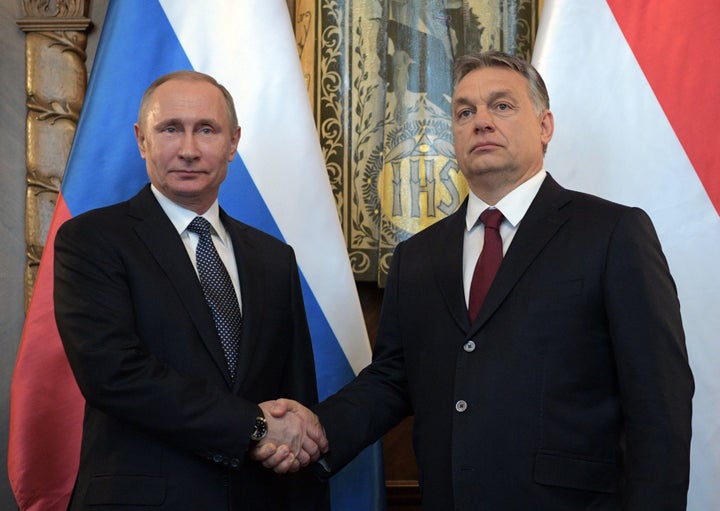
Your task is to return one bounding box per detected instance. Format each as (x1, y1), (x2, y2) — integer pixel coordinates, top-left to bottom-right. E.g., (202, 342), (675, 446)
(533, 2), (720, 508)
(9, 1), (385, 510)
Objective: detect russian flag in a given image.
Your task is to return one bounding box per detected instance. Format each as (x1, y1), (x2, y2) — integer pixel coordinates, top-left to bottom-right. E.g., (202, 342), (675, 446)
(533, 1), (720, 508)
(8, 1), (385, 510)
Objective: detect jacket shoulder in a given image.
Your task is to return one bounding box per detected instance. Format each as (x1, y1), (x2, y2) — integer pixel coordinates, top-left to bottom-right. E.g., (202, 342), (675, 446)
(399, 204), (466, 248)
(57, 198), (135, 236)
(220, 213), (295, 256)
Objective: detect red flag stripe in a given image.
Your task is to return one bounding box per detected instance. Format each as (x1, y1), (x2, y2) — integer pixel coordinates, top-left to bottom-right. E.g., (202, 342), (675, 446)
(607, 0), (720, 215)
(8, 193), (83, 511)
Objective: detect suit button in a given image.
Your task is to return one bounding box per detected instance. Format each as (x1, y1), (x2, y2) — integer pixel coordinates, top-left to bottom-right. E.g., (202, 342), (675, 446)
(463, 340), (476, 352)
(455, 400), (468, 412)
(230, 458), (241, 468)
(212, 454), (223, 464)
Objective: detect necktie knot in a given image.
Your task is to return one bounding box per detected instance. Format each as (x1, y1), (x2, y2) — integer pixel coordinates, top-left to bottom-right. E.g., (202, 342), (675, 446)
(187, 216), (212, 236)
(480, 208), (504, 230)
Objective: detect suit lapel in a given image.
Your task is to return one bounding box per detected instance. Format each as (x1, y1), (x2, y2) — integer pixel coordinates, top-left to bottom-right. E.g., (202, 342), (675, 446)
(221, 210), (263, 391)
(429, 201), (472, 331)
(129, 187), (235, 386)
(470, 175), (573, 334)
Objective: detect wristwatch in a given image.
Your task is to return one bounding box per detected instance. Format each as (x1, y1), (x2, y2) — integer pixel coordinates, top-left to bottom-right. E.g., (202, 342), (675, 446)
(250, 415), (268, 442)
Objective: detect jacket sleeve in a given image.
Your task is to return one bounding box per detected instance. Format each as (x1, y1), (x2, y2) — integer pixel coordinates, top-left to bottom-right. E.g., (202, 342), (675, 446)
(603, 207), (693, 509)
(314, 241), (413, 473)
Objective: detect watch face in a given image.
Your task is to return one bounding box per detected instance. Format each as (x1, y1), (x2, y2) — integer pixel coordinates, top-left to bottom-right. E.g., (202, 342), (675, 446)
(252, 417), (268, 440)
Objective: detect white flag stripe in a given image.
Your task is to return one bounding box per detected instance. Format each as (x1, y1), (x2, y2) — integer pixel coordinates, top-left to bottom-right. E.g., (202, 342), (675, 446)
(534, 2), (720, 508)
(160, 0), (371, 373)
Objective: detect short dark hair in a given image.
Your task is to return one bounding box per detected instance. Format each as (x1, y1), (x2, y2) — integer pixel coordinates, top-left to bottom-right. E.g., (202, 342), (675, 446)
(453, 51), (550, 114)
(137, 70), (239, 128)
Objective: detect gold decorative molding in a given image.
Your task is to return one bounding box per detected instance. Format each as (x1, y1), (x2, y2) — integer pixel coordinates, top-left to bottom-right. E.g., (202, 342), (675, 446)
(18, 0), (92, 310)
(21, 0), (88, 17)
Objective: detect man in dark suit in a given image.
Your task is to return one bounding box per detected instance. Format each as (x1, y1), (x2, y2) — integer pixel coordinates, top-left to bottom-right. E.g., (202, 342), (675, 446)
(54, 70), (328, 510)
(258, 51), (694, 509)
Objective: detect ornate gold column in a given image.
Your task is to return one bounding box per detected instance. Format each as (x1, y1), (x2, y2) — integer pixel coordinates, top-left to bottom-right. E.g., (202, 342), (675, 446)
(17, 0), (92, 309)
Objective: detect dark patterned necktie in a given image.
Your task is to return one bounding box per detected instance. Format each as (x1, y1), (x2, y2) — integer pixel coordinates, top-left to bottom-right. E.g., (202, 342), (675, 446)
(187, 217), (241, 379)
(468, 208), (504, 321)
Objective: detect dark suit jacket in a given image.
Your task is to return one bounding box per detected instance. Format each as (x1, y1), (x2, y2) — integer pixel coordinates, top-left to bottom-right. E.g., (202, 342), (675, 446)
(54, 185), (328, 511)
(315, 175), (693, 510)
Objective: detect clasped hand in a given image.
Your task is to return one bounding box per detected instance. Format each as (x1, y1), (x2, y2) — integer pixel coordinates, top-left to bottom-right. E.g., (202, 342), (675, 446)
(254, 399), (328, 473)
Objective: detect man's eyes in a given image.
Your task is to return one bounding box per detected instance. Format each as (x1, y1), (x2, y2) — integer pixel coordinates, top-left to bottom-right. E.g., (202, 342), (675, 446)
(160, 126), (215, 134)
(494, 102), (515, 112)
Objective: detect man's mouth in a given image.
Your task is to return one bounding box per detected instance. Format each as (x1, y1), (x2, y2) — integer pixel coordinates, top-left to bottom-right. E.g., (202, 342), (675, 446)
(471, 142), (499, 152)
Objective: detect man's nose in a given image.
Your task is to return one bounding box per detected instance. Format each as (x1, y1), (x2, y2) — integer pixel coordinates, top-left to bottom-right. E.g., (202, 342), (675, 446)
(474, 108), (495, 132)
(178, 132), (200, 159)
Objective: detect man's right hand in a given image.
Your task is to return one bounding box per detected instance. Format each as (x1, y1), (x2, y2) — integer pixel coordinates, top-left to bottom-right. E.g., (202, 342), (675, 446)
(254, 399), (328, 474)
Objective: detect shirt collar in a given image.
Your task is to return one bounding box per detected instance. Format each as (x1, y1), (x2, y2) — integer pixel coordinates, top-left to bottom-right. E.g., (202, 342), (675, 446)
(465, 169), (547, 231)
(150, 185), (227, 244)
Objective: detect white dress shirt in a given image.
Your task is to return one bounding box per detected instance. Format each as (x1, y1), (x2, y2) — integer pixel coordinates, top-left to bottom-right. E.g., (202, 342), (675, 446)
(151, 185), (243, 312)
(463, 169), (547, 307)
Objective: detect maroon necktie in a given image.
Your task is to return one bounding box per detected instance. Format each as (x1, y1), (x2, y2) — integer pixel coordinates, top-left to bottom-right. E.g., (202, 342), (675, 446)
(468, 208), (504, 321)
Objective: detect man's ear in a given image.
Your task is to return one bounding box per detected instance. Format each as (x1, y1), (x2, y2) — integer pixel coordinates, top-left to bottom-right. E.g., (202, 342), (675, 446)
(539, 110), (554, 146)
(228, 125), (241, 162)
(134, 123), (147, 159)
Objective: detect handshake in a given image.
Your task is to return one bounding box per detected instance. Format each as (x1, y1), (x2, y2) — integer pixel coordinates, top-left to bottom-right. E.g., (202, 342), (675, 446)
(253, 399), (328, 474)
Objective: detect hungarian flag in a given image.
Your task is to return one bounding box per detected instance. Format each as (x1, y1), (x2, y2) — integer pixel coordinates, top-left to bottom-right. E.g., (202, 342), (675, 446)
(533, 1), (720, 508)
(8, 1), (385, 510)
